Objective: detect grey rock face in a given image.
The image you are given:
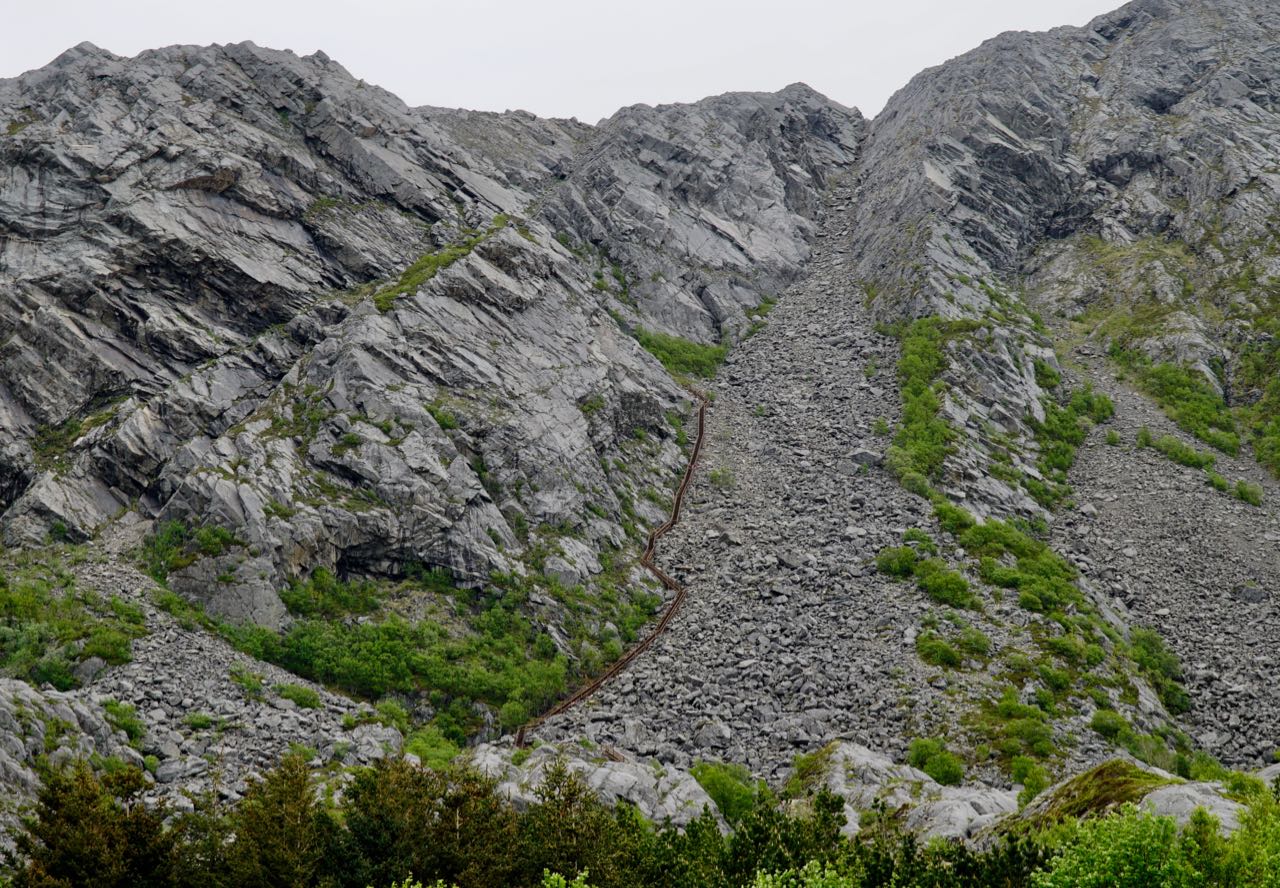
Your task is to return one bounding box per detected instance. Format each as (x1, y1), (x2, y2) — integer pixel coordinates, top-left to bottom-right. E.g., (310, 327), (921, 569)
(540, 84), (864, 342)
(0, 41), (853, 625)
(470, 742), (721, 829)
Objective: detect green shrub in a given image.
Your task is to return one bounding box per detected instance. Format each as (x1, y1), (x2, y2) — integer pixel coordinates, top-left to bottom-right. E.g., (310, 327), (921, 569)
(1026, 386), (1114, 507)
(907, 738), (964, 786)
(889, 319), (955, 480)
(1152, 434), (1216, 469)
(875, 546), (918, 578)
(1129, 627), (1189, 714)
(102, 699), (145, 744)
(633, 328), (727, 379)
(1031, 804), (1195, 887)
(901, 471), (932, 497)
(280, 567), (381, 618)
(1106, 429), (1122, 446)
(372, 222), (503, 313)
(1090, 708), (1128, 740)
(426, 402), (459, 430)
(915, 564), (978, 609)
(404, 725), (461, 769)
(916, 632), (962, 669)
(1137, 426), (1154, 448)
(1235, 480), (1264, 506)
(1115, 355), (1240, 456)
(276, 683), (322, 709)
(690, 760), (759, 824)
(1206, 470), (1230, 491)
(903, 527), (938, 554)
(785, 744), (836, 799)
(958, 627), (992, 658)
(229, 662), (265, 699)
(1012, 755), (1050, 807)
(1034, 359), (1062, 389)
(933, 499), (976, 534)
(81, 626), (133, 665)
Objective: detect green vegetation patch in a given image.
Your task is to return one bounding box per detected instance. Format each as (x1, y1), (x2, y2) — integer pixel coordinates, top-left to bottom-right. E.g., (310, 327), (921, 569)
(690, 760), (760, 824)
(275, 683), (322, 709)
(1113, 351), (1240, 455)
(784, 742), (837, 799)
(31, 404), (121, 472)
(907, 738), (964, 786)
(0, 559), (147, 690)
(1022, 760), (1173, 827)
(875, 545), (980, 610)
(372, 214), (510, 313)
(1128, 627), (1190, 715)
(632, 327), (727, 379)
(279, 567), (381, 618)
(1146, 432), (1217, 469)
(1025, 386), (1114, 509)
(885, 318), (961, 480)
(139, 521), (241, 585)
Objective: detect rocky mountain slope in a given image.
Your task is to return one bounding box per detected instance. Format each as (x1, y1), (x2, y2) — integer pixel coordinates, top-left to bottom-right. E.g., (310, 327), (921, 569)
(1, 0), (1279, 850)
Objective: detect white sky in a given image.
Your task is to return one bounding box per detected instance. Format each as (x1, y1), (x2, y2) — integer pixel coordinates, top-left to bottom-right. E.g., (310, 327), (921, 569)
(5, 0), (1122, 122)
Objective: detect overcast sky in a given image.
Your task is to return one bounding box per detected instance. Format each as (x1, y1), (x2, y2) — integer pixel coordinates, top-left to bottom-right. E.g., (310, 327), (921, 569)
(4, 0), (1122, 122)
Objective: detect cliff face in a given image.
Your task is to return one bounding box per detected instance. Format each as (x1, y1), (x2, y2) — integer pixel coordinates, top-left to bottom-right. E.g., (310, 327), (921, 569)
(846, 0), (1280, 515)
(0, 42), (861, 626)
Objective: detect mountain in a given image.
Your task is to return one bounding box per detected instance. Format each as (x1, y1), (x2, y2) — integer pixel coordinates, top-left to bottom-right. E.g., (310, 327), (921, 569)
(1, 0), (1279, 859)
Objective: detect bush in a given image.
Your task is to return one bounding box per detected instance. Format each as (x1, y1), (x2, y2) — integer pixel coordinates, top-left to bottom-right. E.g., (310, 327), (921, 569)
(903, 527), (938, 555)
(889, 319), (955, 481)
(915, 565), (977, 609)
(907, 738), (964, 786)
(1152, 434), (1216, 469)
(102, 699), (145, 744)
(1235, 480), (1264, 506)
(1012, 755), (1050, 807)
(690, 760), (759, 824)
(1090, 709), (1128, 740)
(958, 627), (992, 658)
(404, 725), (460, 769)
(1129, 628), (1190, 715)
(933, 499), (976, 534)
(916, 632), (962, 669)
(275, 683), (321, 709)
(279, 567), (381, 618)
(1032, 804), (1195, 888)
(0, 565), (146, 687)
(1120, 357), (1240, 456)
(875, 546), (917, 578)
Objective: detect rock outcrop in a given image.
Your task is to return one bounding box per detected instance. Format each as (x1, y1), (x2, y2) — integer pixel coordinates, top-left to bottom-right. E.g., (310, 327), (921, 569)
(0, 42), (860, 627)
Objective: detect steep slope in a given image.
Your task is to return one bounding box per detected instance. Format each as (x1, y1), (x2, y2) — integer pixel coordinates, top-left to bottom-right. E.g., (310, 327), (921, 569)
(536, 0), (1280, 808)
(0, 42), (861, 625)
(0, 40), (864, 823)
